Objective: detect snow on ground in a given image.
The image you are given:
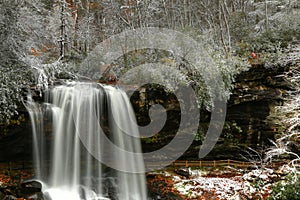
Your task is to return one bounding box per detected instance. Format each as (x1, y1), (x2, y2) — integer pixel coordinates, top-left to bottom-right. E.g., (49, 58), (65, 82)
(174, 175), (249, 199)
(172, 168), (276, 199)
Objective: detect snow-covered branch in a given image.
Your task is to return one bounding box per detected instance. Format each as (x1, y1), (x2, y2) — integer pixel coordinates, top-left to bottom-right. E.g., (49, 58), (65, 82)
(266, 44), (300, 177)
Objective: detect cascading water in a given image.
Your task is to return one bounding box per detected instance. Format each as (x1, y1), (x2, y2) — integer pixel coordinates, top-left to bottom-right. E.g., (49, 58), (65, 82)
(26, 82), (147, 200)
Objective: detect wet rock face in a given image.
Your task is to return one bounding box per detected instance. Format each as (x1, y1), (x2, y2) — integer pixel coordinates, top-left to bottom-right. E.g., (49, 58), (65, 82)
(226, 101), (274, 146)
(230, 64), (290, 105)
(226, 64), (290, 147)
(0, 112), (33, 162)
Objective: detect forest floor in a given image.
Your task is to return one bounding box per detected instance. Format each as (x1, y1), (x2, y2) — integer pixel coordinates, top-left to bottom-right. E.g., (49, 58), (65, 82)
(147, 165), (291, 200)
(0, 168), (37, 200)
(0, 162), (291, 200)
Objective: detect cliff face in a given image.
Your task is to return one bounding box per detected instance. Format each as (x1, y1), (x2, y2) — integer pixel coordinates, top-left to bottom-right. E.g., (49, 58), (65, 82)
(183, 63), (292, 160)
(225, 44), (300, 151)
(226, 64), (290, 147)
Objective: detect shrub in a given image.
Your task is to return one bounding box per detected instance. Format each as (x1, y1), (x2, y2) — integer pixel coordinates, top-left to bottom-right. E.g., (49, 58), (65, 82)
(269, 175), (300, 200)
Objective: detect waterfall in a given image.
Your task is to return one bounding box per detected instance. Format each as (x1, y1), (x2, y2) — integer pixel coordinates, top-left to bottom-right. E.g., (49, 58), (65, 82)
(27, 82), (147, 200)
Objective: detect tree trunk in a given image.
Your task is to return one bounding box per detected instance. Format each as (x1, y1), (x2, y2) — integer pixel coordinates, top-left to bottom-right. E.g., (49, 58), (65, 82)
(60, 0), (65, 59)
(265, 0), (269, 31)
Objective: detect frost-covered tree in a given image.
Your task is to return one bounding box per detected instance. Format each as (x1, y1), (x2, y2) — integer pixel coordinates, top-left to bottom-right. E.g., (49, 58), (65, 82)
(0, 1), (34, 124)
(0, 0), (70, 124)
(266, 45), (300, 177)
(246, 0), (300, 48)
